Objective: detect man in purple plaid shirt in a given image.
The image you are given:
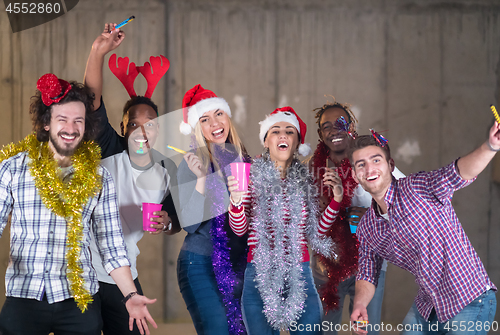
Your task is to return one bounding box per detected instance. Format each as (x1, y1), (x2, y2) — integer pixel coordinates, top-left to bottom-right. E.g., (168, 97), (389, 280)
(347, 123), (500, 334)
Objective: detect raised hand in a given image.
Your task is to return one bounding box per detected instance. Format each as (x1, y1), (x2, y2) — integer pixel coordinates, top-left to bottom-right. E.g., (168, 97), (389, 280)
(84, 23), (126, 110)
(323, 167), (343, 203)
(488, 121), (500, 150)
(92, 23), (125, 56)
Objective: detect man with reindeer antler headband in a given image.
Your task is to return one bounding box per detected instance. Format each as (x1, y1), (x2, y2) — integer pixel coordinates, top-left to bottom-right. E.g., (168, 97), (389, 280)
(84, 23), (180, 335)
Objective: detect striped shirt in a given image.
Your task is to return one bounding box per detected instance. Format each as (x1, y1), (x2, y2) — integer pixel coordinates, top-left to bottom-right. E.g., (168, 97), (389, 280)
(0, 152), (130, 304)
(356, 161), (495, 322)
(229, 192), (340, 262)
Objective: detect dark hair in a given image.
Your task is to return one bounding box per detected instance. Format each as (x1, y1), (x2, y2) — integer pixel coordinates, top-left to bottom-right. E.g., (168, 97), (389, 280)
(30, 81), (99, 142)
(313, 98), (358, 128)
(348, 135), (392, 165)
(122, 96), (158, 117)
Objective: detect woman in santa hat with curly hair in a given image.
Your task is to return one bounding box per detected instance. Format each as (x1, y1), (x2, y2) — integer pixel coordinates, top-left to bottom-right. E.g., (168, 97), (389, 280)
(227, 107), (342, 335)
(176, 84), (250, 335)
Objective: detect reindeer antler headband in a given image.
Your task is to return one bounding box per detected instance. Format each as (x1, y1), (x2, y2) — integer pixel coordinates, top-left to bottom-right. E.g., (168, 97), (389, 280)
(108, 53), (170, 99)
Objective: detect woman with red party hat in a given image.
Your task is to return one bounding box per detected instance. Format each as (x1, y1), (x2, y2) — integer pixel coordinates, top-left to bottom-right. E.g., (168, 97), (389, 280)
(227, 107), (340, 334)
(177, 84), (250, 335)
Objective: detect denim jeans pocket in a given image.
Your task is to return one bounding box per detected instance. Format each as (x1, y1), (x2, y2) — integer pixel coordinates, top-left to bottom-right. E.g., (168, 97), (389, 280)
(469, 289), (494, 307)
(178, 250), (212, 266)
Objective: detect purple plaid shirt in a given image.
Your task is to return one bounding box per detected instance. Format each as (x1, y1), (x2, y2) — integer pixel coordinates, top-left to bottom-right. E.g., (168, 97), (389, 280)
(356, 161), (495, 322)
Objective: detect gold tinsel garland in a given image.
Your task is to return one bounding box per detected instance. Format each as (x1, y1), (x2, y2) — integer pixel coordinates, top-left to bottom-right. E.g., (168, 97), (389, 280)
(0, 133), (102, 312)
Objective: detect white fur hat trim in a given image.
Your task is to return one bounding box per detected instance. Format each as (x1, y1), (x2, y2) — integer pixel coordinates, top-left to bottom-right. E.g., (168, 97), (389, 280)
(259, 112), (300, 146)
(188, 97), (231, 128)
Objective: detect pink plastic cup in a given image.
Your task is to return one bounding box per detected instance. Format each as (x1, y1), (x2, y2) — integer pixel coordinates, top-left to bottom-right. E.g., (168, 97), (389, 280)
(142, 202), (162, 232)
(230, 162), (251, 191)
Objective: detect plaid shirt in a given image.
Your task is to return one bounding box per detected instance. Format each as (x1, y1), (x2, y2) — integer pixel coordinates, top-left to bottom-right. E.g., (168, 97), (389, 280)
(356, 161), (495, 322)
(0, 152), (130, 304)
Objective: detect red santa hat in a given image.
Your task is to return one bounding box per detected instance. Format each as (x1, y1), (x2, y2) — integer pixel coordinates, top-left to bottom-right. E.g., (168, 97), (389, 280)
(259, 106), (311, 156)
(179, 84), (231, 135)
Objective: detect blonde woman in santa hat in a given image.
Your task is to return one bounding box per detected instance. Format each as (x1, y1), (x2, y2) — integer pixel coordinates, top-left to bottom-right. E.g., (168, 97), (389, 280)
(227, 107), (342, 335)
(177, 84), (250, 335)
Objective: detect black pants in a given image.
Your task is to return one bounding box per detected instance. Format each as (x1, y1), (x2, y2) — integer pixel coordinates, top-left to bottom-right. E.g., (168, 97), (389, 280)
(97, 278), (144, 335)
(0, 294), (102, 335)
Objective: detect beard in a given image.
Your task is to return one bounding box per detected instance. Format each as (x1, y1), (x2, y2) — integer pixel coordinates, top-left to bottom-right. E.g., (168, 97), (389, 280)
(49, 131), (82, 157)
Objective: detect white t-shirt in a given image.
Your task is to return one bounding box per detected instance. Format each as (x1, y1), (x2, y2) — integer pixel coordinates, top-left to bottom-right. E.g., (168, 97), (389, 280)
(90, 151), (170, 283)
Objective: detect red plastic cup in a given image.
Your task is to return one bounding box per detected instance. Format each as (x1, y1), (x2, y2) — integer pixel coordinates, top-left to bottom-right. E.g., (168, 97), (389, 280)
(142, 202), (162, 232)
(230, 162), (251, 191)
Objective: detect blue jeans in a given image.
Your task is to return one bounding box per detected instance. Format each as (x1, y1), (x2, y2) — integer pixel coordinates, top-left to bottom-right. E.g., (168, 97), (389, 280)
(177, 250), (232, 335)
(242, 262), (322, 335)
(401, 289), (497, 335)
(313, 270), (386, 335)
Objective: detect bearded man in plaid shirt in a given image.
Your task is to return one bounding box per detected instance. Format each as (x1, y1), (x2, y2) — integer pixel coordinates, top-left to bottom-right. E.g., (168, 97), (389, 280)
(348, 123), (499, 334)
(0, 74), (157, 335)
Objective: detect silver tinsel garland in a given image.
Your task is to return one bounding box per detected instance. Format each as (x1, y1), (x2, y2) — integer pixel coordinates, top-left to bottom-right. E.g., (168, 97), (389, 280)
(250, 157), (337, 330)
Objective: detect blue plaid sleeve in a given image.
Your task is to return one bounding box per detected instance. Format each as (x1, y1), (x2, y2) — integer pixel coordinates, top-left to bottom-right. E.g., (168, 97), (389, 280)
(92, 166), (130, 274)
(0, 158), (14, 237)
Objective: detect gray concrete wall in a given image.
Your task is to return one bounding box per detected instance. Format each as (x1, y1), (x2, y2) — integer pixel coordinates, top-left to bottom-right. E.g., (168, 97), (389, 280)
(1, 0), (500, 325)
